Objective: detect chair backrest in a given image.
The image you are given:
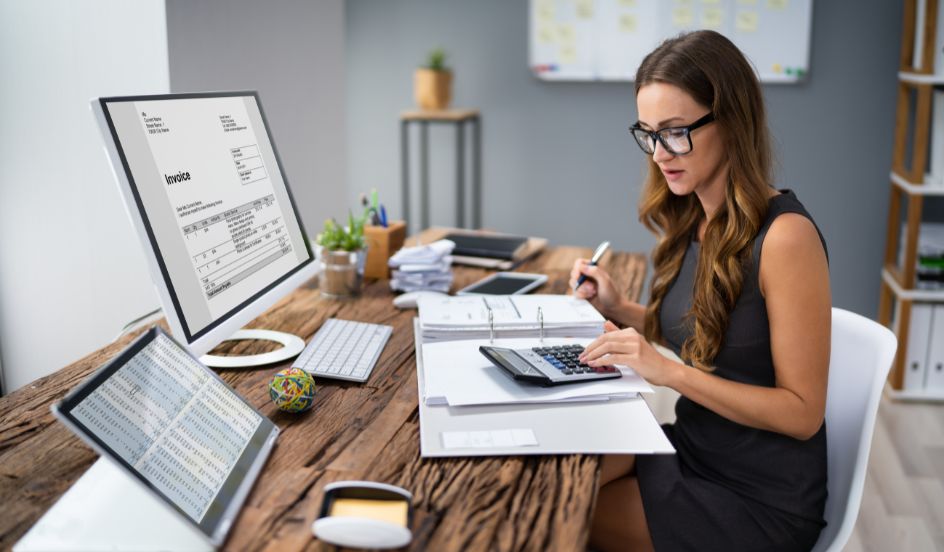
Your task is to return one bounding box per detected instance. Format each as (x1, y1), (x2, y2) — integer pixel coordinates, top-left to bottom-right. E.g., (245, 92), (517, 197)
(811, 308), (898, 552)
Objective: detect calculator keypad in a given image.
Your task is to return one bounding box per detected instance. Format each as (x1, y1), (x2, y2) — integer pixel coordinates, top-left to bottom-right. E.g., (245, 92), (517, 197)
(529, 344), (619, 379)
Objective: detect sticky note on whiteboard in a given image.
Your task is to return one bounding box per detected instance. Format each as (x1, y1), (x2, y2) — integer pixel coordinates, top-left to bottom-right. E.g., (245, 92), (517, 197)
(672, 7), (694, 27)
(735, 10), (759, 32)
(620, 14), (637, 33)
(701, 8), (724, 29)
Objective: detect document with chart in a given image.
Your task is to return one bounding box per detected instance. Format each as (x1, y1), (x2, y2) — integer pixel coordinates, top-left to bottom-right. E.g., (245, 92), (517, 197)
(103, 94), (311, 337)
(53, 328), (278, 540)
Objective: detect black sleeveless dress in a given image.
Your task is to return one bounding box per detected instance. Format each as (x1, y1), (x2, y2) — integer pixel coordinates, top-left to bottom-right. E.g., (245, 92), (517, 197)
(635, 190), (828, 552)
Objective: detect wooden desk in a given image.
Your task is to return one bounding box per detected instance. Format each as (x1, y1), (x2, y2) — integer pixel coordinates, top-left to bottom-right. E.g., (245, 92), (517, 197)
(0, 241), (646, 551)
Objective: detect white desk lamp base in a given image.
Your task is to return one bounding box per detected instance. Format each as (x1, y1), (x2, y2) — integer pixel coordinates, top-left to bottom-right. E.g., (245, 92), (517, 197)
(200, 329), (305, 369)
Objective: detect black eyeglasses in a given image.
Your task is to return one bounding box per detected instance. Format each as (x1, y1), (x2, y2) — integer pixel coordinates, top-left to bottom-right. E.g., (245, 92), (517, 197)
(629, 112), (715, 156)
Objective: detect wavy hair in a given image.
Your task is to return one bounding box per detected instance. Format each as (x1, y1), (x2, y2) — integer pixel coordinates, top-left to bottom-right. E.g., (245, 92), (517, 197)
(636, 30), (773, 370)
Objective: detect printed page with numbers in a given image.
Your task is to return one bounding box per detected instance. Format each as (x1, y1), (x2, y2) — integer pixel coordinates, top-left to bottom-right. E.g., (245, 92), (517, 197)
(102, 94), (311, 338)
(54, 328), (278, 539)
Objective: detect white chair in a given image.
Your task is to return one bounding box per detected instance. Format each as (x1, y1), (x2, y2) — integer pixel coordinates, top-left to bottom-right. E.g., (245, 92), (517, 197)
(811, 308), (898, 552)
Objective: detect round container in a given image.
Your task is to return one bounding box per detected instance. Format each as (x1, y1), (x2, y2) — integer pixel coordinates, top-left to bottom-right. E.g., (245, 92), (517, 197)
(318, 247), (367, 298)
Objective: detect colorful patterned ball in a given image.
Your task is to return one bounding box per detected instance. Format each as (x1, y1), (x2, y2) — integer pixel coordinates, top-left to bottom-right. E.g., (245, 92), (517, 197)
(268, 368), (317, 413)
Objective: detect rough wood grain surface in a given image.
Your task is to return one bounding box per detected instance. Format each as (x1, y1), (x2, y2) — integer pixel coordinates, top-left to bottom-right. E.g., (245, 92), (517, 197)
(0, 237), (646, 551)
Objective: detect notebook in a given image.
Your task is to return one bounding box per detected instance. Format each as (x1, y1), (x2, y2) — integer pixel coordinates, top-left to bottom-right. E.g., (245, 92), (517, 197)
(443, 232), (528, 260)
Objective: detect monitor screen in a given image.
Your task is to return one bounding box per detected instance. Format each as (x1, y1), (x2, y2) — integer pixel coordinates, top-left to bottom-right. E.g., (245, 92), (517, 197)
(96, 92), (313, 343)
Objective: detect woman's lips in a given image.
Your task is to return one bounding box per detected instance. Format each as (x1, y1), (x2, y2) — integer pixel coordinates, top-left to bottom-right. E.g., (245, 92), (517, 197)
(661, 167), (684, 181)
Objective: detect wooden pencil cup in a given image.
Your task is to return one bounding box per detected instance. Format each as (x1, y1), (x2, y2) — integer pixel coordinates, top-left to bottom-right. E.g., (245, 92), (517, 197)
(363, 221), (406, 279)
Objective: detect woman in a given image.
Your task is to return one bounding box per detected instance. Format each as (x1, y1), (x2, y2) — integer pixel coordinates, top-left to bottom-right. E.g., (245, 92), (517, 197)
(571, 31), (831, 551)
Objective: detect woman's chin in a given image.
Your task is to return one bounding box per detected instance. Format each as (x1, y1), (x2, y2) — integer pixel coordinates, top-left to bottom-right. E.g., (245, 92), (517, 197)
(666, 179), (694, 196)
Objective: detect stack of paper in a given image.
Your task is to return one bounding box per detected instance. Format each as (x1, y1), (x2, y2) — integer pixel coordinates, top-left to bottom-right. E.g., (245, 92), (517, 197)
(420, 336), (653, 406)
(417, 294), (605, 341)
(389, 239), (455, 293)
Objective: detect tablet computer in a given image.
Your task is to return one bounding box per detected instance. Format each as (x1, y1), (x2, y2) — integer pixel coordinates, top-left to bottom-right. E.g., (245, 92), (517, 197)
(456, 272), (548, 295)
(52, 326), (278, 548)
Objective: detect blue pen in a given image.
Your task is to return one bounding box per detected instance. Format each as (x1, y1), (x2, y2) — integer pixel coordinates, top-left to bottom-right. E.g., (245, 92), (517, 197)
(380, 204), (388, 227)
(574, 241), (611, 291)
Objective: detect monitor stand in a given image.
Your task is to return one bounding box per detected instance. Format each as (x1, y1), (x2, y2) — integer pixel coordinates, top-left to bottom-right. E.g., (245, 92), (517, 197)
(14, 457), (211, 551)
(200, 329), (305, 369)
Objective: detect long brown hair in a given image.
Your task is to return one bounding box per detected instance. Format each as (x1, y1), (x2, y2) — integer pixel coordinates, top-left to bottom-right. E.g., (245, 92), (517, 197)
(636, 30), (773, 370)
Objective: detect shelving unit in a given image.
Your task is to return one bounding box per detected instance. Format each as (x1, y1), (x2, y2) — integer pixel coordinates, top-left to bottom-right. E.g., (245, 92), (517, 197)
(878, 0), (944, 401)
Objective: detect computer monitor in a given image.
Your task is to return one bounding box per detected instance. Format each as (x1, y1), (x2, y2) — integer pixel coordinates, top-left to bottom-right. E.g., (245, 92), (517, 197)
(92, 91), (319, 368)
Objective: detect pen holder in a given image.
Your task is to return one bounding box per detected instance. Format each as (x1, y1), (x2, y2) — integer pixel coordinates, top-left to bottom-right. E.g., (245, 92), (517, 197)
(364, 221), (406, 279)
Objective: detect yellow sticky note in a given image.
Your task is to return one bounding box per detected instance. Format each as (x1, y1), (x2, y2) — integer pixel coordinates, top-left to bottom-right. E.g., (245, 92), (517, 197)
(772, 63), (782, 73)
(576, 0), (594, 19)
(619, 0), (637, 6)
(538, 25), (556, 44)
(619, 14), (638, 33)
(330, 498), (409, 527)
(672, 7), (694, 27)
(561, 44), (578, 64)
(675, 0), (693, 4)
(558, 23), (576, 43)
(767, 0), (788, 9)
(735, 11), (758, 32)
(538, 4), (555, 21)
(701, 7), (723, 29)
(737, 0), (757, 4)
(702, 0), (721, 4)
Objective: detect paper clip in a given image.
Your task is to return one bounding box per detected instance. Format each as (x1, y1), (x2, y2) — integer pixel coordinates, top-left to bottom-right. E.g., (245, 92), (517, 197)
(537, 307), (545, 344)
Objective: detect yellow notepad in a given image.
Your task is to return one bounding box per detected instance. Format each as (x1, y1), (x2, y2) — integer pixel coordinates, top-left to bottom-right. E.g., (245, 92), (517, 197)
(329, 498), (409, 527)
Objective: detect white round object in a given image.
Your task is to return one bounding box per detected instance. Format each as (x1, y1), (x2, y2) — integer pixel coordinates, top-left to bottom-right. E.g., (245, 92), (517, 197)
(392, 290), (447, 309)
(200, 329), (305, 369)
(312, 517), (412, 549)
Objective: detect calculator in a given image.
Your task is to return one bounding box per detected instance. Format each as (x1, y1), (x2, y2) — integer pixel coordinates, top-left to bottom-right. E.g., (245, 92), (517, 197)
(478, 344), (621, 387)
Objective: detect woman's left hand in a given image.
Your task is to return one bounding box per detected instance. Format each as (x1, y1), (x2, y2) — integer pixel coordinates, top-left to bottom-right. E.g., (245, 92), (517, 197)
(580, 321), (677, 387)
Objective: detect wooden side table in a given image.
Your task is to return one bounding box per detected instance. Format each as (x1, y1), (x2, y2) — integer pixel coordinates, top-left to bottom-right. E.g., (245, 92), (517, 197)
(400, 109), (481, 233)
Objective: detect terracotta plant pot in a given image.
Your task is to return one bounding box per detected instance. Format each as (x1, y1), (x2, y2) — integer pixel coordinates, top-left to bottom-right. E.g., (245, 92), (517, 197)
(414, 68), (452, 110)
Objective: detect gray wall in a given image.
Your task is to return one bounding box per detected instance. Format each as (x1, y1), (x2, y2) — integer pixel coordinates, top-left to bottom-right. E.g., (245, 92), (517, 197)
(347, 0), (903, 318)
(166, 0), (347, 239)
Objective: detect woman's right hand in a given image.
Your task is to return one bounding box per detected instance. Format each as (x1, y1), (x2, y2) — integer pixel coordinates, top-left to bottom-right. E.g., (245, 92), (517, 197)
(569, 258), (622, 315)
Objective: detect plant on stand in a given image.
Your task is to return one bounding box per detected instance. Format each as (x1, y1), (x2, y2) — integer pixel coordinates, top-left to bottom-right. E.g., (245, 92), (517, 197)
(414, 47), (452, 110)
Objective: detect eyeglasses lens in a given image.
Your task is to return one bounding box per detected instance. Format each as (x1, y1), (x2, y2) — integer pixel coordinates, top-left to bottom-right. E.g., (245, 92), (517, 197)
(632, 129), (655, 154)
(661, 129), (691, 155)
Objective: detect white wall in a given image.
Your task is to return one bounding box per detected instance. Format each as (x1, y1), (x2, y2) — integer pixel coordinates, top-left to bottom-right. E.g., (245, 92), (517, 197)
(0, 0), (168, 392)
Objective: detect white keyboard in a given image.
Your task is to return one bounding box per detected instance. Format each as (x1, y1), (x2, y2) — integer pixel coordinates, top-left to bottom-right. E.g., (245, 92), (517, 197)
(293, 318), (393, 382)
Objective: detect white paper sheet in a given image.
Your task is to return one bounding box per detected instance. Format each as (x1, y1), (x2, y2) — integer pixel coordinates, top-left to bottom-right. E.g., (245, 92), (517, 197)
(421, 336), (653, 406)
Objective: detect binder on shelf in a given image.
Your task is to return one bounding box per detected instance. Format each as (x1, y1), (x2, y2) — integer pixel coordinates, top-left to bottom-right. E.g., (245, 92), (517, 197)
(902, 303), (934, 391)
(925, 304), (944, 391)
(927, 90), (944, 187)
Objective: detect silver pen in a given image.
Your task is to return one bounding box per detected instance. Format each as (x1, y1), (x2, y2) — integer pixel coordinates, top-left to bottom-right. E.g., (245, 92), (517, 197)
(574, 241), (611, 291)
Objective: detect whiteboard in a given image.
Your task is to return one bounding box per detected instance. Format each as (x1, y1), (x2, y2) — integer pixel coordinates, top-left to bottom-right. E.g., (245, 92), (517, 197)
(529, 0), (813, 83)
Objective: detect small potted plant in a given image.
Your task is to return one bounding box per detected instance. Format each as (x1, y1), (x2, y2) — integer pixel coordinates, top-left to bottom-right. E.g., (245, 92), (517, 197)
(414, 47), (452, 110)
(316, 210), (368, 298)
